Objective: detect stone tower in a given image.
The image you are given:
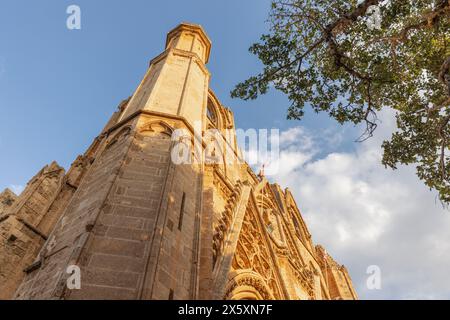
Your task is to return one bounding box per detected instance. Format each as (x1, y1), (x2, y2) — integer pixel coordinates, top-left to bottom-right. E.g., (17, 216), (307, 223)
(1, 23), (357, 300)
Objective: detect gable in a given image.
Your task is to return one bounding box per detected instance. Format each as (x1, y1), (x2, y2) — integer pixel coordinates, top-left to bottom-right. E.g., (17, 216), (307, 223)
(226, 196), (284, 300)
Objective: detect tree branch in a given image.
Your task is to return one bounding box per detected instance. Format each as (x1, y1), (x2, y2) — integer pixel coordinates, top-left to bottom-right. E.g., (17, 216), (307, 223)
(438, 114), (450, 180)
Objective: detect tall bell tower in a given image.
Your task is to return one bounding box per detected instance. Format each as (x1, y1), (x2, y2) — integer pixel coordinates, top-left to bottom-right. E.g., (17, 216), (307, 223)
(11, 23), (357, 301)
(15, 23), (212, 300)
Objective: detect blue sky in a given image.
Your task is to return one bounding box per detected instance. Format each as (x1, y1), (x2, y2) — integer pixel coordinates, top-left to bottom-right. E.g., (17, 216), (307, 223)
(1, 0), (449, 299)
(0, 0), (350, 189)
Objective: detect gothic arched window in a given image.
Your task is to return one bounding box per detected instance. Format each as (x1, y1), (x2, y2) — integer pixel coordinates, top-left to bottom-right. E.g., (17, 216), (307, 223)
(207, 100), (218, 127)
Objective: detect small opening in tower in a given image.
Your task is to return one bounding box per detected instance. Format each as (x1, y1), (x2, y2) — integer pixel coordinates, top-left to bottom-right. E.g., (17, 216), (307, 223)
(178, 192), (186, 230)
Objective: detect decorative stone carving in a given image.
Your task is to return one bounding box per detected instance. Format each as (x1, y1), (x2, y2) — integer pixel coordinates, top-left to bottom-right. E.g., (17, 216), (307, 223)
(212, 180), (242, 266)
(230, 203), (283, 299)
(139, 121), (173, 137)
(225, 271), (275, 300)
(213, 171), (233, 199)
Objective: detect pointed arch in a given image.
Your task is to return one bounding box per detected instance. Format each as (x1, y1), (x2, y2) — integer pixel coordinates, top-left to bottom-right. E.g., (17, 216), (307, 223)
(285, 191), (312, 248)
(225, 271), (275, 300)
(207, 100), (218, 128)
(139, 120), (173, 137)
(228, 194), (285, 299)
(254, 179), (283, 212)
(207, 92), (222, 129)
(105, 125), (132, 150)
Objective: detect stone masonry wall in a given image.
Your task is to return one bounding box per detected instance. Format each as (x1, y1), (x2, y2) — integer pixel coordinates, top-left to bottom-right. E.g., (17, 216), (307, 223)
(69, 127), (176, 299)
(15, 123), (135, 299)
(0, 162), (65, 299)
(15, 114), (205, 300)
(0, 216), (45, 299)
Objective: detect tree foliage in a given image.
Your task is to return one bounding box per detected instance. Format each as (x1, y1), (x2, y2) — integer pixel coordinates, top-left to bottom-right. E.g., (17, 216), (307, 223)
(232, 0), (450, 203)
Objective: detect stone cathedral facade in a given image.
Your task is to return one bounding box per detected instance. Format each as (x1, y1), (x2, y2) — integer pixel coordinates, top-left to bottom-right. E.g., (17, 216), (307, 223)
(0, 23), (357, 300)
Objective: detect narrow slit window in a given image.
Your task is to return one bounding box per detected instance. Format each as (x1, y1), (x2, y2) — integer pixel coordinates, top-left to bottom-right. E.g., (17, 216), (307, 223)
(178, 192), (186, 230)
(168, 289), (174, 300)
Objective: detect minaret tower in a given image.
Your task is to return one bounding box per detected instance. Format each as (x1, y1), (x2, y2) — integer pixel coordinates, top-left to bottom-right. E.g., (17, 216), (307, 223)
(15, 23), (212, 300)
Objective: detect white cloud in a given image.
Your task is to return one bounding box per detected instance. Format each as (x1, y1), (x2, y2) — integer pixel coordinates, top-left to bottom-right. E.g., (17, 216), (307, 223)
(266, 109), (450, 299)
